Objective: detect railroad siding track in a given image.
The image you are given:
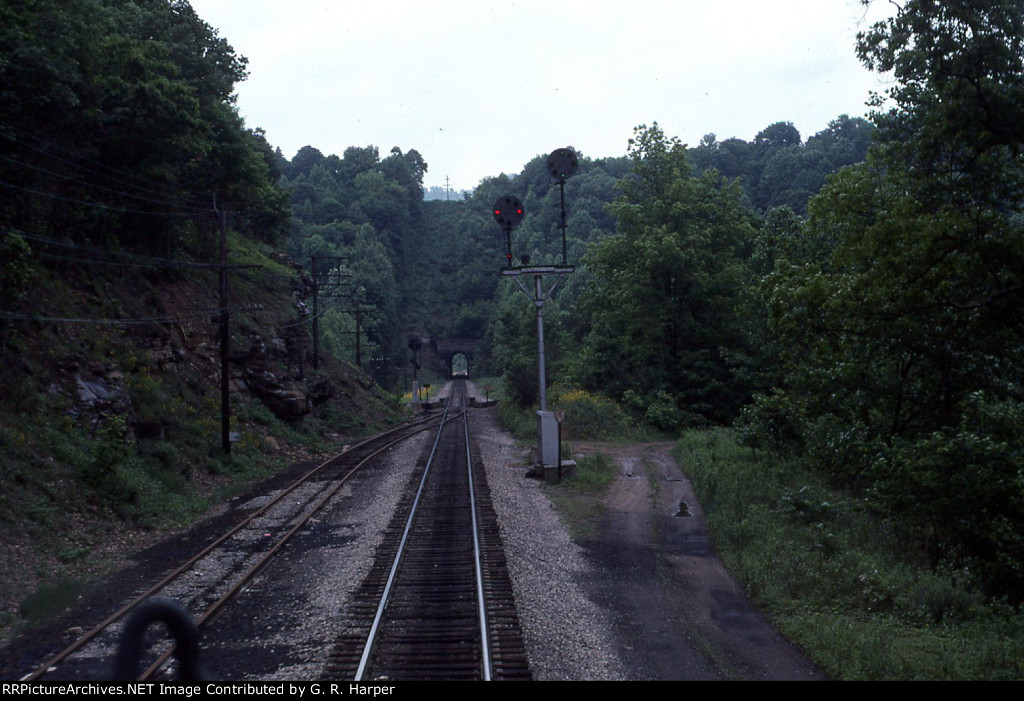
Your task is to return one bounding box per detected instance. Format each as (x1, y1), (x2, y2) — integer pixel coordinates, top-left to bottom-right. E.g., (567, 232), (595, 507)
(14, 387), (529, 682)
(17, 415), (444, 681)
(323, 384), (530, 681)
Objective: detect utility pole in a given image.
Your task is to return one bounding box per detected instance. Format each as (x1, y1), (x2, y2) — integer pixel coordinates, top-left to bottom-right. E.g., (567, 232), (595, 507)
(354, 299), (363, 368)
(209, 196), (262, 456)
(215, 196), (231, 455)
(335, 287), (366, 369)
(311, 255), (319, 370)
(310, 255), (352, 369)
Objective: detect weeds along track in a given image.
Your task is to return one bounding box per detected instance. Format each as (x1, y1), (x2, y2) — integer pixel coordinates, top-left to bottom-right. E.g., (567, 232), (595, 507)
(323, 379), (531, 681)
(19, 414), (446, 682)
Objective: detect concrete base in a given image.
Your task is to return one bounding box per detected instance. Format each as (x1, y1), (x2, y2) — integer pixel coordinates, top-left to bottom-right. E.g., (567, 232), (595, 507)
(559, 459), (577, 480)
(542, 460), (577, 484)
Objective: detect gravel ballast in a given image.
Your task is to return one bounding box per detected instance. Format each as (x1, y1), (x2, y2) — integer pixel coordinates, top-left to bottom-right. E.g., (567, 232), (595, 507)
(467, 408), (628, 681)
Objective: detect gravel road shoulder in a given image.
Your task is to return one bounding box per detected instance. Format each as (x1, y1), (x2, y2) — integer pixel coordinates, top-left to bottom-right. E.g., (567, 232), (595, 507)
(569, 440), (825, 680)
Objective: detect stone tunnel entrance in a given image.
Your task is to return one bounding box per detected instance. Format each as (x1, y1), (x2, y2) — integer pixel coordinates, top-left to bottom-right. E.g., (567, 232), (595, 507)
(432, 338), (476, 379)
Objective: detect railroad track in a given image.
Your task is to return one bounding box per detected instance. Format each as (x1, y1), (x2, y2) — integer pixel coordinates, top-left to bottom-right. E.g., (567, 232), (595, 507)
(323, 379), (531, 681)
(17, 413), (447, 682)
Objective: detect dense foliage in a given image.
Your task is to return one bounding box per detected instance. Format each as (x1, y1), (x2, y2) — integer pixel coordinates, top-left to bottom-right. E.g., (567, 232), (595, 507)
(280, 144), (426, 384)
(0, 0), (289, 264)
(741, 0), (1024, 602)
(690, 115), (874, 214)
(576, 125), (756, 427)
(479, 0), (1024, 604)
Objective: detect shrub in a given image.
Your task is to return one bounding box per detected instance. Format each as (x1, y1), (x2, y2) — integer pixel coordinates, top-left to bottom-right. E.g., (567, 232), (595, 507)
(734, 389), (804, 454)
(552, 388), (633, 440)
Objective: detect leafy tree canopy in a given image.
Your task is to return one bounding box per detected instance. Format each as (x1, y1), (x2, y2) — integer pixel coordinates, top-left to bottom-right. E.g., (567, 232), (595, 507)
(577, 124), (756, 425)
(748, 0), (1024, 600)
(0, 0), (288, 256)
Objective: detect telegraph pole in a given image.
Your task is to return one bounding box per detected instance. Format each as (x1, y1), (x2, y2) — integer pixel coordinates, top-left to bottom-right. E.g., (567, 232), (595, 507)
(211, 197), (262, 455)
(311, 255), (319, 370)
(354, 298), (363, 368)
(310, 255), (352, 369)
(214, 196), (231, 455)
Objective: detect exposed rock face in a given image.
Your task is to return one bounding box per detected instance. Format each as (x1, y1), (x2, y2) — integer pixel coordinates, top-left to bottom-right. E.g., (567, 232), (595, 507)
(58, 319), (333, 427)
(308, 378), (334, 406)
(261, 388), (312, 420)
(246, 370), (312, 420)
(67, 363), (132, 430)
(236, 325), (325, 419)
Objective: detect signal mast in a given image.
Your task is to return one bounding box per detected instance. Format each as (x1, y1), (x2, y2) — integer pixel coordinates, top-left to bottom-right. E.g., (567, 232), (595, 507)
(494, 147), (578, 480)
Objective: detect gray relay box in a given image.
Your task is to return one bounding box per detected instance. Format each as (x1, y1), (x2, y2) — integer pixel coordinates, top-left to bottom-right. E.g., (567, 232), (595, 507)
(537, 410), (559, 467)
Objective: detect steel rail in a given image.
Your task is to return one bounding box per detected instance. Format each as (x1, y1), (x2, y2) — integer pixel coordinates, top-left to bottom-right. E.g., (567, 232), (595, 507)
(139, 415), (461, 680)
(464, 390), (492, 681)
(353, 394), (458, 681)
(353, 381), (493, 681)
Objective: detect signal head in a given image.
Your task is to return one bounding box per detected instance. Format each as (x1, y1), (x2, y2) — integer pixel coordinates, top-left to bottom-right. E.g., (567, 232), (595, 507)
(546, 147), (579, 181)
(492, 195), (524, 229)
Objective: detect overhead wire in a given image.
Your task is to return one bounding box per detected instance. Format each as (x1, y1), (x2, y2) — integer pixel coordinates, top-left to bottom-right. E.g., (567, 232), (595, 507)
(0, 228), (293, 329)
(0, 124), (278, 222)
(0, 178), (202, 218)
(0, 155), (210, 217)
(0, 226), (275, 271)
(0, 124), (339, 337)
(0, 121), (196, 204)
(0, 304), (256, 326)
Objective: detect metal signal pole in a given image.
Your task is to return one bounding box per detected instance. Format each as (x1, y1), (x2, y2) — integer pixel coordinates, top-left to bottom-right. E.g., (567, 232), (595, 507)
(493, 147), (578, 478)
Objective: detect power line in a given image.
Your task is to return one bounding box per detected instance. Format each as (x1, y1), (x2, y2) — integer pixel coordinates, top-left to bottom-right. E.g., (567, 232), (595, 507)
(0, 126), (281, 223)
(0, 155), (208, 216)
(0, 179), (200, 218)
(1, 226), (277, 272)
(0, 122), (194, 202)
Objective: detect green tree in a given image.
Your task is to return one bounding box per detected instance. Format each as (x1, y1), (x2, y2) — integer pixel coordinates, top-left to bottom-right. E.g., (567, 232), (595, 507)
(0, 0), (288, 255)
(754, 0), (1024, 599)
(754, 121), (801, 149)
(578, 124), (755, 426)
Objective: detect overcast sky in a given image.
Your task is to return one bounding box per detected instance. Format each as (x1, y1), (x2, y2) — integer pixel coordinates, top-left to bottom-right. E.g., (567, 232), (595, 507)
(187, 0), (894, 192)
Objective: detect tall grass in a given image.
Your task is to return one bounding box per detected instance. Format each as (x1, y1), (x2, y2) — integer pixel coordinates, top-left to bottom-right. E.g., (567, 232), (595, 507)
(674, 428), (1024, 680)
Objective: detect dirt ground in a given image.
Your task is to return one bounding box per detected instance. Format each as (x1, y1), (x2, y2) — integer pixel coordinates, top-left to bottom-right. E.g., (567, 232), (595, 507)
(570, 440), (825, 680)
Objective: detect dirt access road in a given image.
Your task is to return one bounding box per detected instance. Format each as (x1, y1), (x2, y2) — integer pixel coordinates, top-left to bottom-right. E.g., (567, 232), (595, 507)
(569, 441), (824, 680)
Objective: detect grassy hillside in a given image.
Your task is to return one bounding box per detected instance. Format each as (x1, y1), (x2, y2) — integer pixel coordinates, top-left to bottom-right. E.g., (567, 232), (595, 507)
(0, 235), (405, 640)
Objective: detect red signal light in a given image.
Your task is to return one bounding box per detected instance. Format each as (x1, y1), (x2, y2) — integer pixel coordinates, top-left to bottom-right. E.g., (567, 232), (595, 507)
(492, 195), (524, 229)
